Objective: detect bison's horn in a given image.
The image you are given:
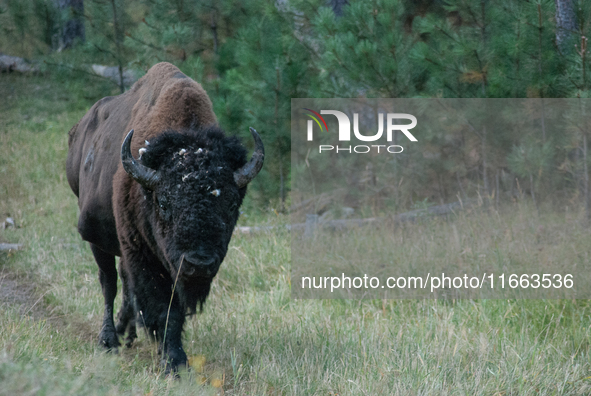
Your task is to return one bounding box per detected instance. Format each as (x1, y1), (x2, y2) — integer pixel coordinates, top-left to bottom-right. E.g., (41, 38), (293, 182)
(121, 129), (160, 190)
(234, 127), (265, 188)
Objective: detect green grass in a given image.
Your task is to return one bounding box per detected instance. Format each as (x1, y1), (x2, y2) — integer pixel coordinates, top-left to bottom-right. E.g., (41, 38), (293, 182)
(1, 74), (591, 395)
(293, 203), (591, 299)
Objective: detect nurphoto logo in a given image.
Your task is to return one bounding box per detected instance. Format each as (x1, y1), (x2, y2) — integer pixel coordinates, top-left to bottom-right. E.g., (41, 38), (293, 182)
(303, 108), (418, 154)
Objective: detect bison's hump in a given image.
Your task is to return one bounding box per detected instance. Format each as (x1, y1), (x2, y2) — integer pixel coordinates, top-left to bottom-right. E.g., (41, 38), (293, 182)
(127, 63), (217, 145)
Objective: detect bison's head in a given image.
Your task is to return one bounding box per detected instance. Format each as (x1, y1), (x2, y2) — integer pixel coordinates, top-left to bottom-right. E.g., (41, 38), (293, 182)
(121, 126), (263, 307)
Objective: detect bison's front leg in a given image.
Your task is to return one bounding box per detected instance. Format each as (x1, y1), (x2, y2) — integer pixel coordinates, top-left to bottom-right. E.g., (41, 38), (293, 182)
(90, 244), (121, 351)
(158, 306), (188, 374)
(130, 260), (188, 374)
(115, 259), (137, 348)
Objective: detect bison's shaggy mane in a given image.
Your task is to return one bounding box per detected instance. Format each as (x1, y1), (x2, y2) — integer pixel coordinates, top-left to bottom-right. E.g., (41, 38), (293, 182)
(141, 126), (248, 173)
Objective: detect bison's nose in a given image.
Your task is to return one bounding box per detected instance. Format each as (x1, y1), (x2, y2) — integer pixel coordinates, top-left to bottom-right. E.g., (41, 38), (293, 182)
(182, 251), (220, 276)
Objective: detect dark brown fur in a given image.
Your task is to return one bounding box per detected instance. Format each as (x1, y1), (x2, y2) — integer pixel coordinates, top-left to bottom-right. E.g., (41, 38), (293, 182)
(66, 62), (247, 373)
(67, 63), (217, 255)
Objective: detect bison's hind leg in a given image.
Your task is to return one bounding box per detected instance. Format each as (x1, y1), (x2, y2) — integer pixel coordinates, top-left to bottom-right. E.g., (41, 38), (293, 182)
(91, 244), (121, 351)
(115, 305), (137, 349)
(116, 260), (137, 348)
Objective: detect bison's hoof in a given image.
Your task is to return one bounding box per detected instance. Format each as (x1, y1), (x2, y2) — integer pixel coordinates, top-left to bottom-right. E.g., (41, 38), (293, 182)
(99, 330), (121, 351)
(162, 350), (188, 376)
(124, 333), (137, 348)
(162, 361), (187, 377)
(116, 323), (137, 348)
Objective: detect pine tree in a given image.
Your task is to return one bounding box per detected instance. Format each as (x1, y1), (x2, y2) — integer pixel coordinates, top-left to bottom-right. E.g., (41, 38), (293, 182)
(54, 0), (85, 51)
(79, 0), (138, 92)
(216, 0), (313, 210)
(310, 0), (422, 98)
(409, 0), (567, 205)
(559, 2), (591, 220)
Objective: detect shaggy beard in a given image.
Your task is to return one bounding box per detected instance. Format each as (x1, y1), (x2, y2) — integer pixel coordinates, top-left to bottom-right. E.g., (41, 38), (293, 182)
(176, 277), (213, 315)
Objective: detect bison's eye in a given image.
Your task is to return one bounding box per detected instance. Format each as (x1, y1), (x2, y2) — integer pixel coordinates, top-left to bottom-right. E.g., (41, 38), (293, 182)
(229, 202), (238, 212)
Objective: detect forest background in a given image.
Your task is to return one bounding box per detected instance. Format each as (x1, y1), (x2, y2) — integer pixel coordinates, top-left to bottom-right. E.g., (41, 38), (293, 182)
(2, 0), (590, 216)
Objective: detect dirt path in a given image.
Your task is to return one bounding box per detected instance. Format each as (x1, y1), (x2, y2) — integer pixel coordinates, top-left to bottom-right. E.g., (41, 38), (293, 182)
(0, 271), (53, 320)
(0, 268), (96, 343)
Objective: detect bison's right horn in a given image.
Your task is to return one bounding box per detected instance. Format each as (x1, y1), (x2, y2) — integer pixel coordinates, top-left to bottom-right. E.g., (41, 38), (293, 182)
(234, 127), (265, 188)
(121, 129), (160, 190)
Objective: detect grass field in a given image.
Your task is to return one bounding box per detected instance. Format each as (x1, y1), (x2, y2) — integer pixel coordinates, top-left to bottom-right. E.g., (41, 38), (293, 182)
(2, 74), (591, 395)
(292, 202), (591, 299)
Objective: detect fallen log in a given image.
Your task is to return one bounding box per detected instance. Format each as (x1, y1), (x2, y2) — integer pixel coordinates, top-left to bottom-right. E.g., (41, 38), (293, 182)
(0, 54), (39, 73)
(236, 199), (475, 234)
(0, 243), (23, 252)
(91, 64), (139, 87)
(0, 53), (139, 87)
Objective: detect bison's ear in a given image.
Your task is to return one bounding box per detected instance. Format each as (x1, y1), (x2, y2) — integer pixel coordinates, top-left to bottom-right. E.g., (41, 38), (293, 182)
(234, 127), (264, 188)
(121, 129), (161, 190)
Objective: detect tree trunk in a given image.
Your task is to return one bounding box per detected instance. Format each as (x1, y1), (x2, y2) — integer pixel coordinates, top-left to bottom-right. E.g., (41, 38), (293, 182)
(555, 0), (577, 54)
(584, 131), (590, 222)
(481, 125), (490, 198)
(541, 99), (547, 143)
(110, 0), (124, 93)
(210, 10), (218, 54)
(54, 0), (85, 51)
(274, 67), (285, 212)
(280, 162), (285, 213)
(456, 171), (467, 201)
(530, 173), (539, 213)
(495, 169), (500, 210)
(329, 0), (349, 17)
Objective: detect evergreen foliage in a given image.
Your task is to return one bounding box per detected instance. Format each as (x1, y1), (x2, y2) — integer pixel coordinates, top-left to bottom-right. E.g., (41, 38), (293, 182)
(1, 0), (591, 212)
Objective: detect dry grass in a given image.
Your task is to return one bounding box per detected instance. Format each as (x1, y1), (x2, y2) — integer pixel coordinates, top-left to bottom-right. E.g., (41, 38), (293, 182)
(1, 74), (591, 395)
(293, 203), (591, 299)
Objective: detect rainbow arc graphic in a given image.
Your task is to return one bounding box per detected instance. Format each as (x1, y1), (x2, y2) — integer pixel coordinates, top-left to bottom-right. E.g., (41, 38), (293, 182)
(303, 108), (329, 133)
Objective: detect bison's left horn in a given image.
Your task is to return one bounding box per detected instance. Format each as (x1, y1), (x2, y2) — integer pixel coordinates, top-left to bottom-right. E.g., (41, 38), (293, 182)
(121, 129), (160, 190)
(234, 127), (265, 188)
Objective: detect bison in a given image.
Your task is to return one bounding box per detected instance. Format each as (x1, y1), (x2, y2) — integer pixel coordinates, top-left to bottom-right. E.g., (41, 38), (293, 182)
(66, 62), (264, 372)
